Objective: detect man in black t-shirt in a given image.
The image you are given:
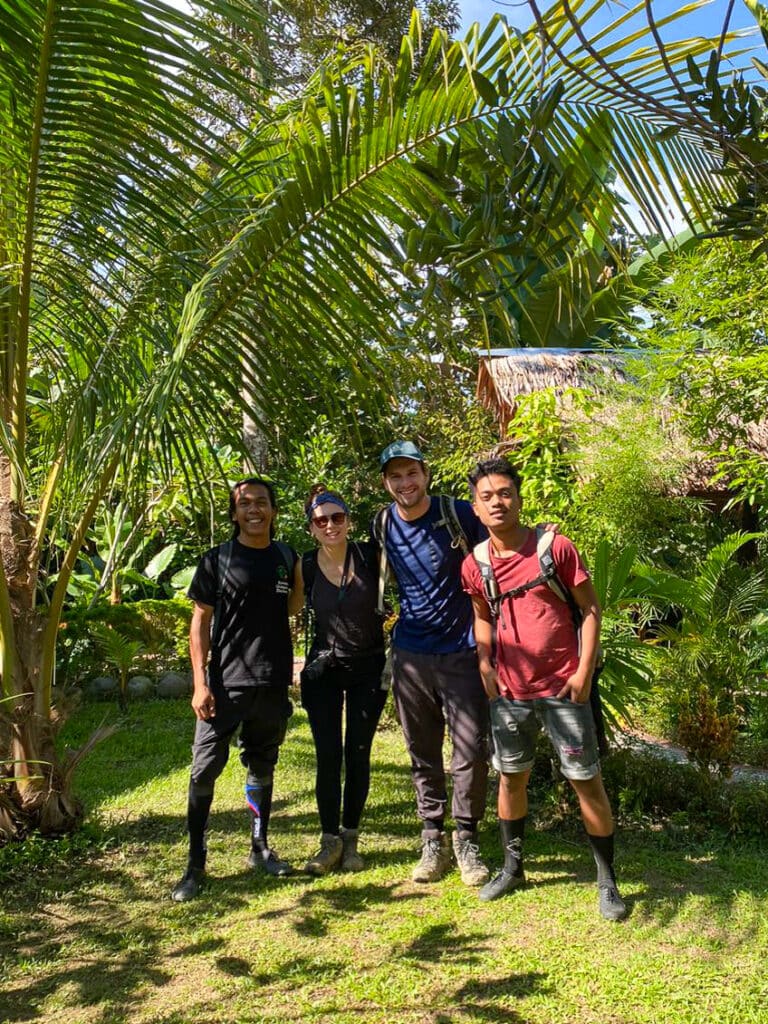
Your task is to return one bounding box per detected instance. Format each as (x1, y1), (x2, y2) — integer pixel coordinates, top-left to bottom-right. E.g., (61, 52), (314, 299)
(171, 478), (302, 902)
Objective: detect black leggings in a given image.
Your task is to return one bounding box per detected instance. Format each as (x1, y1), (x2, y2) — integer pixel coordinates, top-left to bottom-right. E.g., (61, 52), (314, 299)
(301, 664), (387, 834)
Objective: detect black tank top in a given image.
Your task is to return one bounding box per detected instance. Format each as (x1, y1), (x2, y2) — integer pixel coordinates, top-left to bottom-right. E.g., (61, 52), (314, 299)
(308, 542), (384, 661)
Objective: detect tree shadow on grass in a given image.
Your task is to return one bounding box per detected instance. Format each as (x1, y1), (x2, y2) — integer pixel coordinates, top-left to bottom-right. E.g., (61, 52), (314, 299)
(215, 951), (348, 987)
(399, 921), (490, 965)
(253, 877), (423, 938)
(433, 971), (549, 1024)
(1, 862), (174, 1024)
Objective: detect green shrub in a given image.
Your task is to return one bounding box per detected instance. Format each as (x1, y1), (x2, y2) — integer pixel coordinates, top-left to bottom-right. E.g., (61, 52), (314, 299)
(57, 598), (192, 687)
(598, 748), (768, 838)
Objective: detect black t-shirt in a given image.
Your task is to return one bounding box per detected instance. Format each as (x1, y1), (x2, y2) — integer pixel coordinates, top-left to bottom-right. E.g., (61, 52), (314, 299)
(188, 539), (297, 688)
(306, 541), (384, 662)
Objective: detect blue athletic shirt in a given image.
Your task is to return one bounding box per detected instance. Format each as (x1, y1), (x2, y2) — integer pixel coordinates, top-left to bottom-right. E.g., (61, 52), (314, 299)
(373, 496), (487, 654)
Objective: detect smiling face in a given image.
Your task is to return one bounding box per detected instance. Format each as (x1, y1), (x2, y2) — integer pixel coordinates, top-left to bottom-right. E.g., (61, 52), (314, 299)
(471, 473), (523, 533)
(308, 502), (350, 549)
(381, 457), (430, 518)
(231, 483), (276, 547)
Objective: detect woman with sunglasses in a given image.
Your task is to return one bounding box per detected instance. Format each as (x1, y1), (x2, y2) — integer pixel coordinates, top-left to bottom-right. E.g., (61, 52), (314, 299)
(299, 484), (387, 876)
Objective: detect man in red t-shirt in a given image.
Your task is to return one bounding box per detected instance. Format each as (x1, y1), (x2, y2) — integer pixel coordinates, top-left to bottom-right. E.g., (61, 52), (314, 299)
(461, 457), (626, 921)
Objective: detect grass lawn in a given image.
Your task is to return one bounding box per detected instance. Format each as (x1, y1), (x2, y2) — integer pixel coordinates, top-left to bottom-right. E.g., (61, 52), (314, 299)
(1, 697), (767, 1024)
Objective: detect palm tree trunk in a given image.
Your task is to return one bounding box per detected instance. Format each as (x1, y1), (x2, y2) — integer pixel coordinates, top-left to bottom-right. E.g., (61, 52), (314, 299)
(0, 453), (82, 838)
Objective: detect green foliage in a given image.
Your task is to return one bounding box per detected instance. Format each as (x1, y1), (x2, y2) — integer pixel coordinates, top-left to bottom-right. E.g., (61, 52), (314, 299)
(0, 822), (109, 883)
(91, 626), (147, 711)
(503, 389), (581, 529)
(601, 748), (713, 822)
(639, 533), (768, 768)
(413, 392), (498, 498)
(274, 416), (386, 552)
(588, 539), (655, 730)
(601, 747), (768, 839)
(599, 748), (768, 838)
(271, 365), (499, 549)
(57, 600), (192, 689)
(571, 392), (709, 563)
(635, 239), (768, 512)
(245, 0), (461, 91)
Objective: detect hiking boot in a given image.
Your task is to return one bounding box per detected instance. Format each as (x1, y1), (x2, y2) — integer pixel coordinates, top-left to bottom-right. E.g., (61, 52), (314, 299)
(452, 830), (490, 886)
(171, 864), (205, 902)
(411, 829), (452, 883)
(598, 882), (627, 921)
(340, 828), (364, 873)
(247, 846), (293, 877)
(478, 867), (525, 902)
(304, 833), (343, 876)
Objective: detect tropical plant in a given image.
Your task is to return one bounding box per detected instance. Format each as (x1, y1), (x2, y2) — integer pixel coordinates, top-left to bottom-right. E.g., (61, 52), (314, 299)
(527, 0), (768, 249)
(91, 627), (146, 713)
(636, 532), (768, 775)
(588, 538), (658, 732)
(569, 387), (711, 565)
(502, 389), (583, 529)
(0, 0), (756, 840)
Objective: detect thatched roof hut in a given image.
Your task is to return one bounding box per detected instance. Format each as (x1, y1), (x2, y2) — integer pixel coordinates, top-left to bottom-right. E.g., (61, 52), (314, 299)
(476, 348), (768, 505)
(477, 348), (628, 434)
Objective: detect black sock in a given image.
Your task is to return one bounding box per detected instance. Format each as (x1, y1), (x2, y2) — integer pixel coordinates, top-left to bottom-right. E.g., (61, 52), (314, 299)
(454, 818), (477, 836)
(246, 780), (273, 851)
(500, 816), (526, 876)
(423, 818), (444, 834)
(187, 781), (214, 869)
(587, 832), (616, 885)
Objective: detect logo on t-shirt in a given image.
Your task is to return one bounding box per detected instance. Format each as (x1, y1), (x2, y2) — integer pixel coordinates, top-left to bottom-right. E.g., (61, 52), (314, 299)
(275, 562), (290, 595)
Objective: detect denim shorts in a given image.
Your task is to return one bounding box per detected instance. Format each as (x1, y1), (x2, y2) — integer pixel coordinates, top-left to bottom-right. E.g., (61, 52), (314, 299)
(490, 696), (600, 780)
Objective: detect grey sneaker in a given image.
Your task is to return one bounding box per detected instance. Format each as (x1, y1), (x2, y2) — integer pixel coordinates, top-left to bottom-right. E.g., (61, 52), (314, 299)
(598, 882), (627, 921)
(411, 829), (452, 883)
(247, 847), (293, 877)
(452, 830), (490, 886)
(304, 833), (343, 876)
(478, 867), (525, 902)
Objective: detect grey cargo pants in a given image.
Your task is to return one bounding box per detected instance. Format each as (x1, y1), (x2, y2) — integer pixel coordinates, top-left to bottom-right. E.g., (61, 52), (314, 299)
(392, 646), (489, 827)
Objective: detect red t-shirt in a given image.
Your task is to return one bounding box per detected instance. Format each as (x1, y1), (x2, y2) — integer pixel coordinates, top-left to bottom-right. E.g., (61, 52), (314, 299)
(461, 531), (590, 700)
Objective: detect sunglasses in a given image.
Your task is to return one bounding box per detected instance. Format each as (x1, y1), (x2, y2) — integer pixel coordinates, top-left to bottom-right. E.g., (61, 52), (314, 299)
(311, 512), (347, 528)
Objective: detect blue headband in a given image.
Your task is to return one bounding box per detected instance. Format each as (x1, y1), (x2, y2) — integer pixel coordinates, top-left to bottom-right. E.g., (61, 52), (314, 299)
(306, 493), (349, 520)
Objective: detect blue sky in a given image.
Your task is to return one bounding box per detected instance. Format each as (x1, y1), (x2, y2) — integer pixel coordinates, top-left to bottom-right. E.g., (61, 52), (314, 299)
(459, 0), (759, 42)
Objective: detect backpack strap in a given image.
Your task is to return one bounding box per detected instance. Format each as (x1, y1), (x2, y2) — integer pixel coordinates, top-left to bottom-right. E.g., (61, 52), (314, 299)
(536, 527), (569, 601)
(212, 540), (234, 645)
(436, 495), (469, 555)
(273, 539), (298, 579)
(373, 507), (390, 616)
(536, 527), (602, 662)
(301, 550), (317, 602)
(472, 535), (552, 623)
(472, 539), (500, 617)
